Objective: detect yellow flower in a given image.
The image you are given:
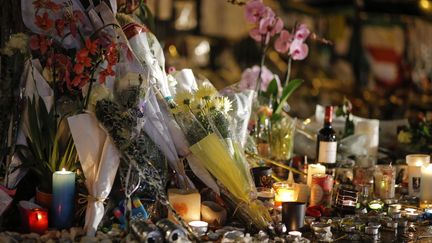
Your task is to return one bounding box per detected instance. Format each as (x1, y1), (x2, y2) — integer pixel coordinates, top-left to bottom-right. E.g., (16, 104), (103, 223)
(171, 104), (189, 115)
(195, 84), (217, 101)
(190, 98), (206, 113)
(174, 91), (194, 107)
(398, 130), (412, 144)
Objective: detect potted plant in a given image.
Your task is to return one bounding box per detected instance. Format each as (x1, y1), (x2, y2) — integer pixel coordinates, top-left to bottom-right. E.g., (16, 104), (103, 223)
(16, 95), (77, 208)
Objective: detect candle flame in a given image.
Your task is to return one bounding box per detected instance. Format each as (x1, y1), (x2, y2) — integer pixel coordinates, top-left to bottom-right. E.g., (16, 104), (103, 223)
(62, 168), (66, 172)
(37, 212), (42, 220)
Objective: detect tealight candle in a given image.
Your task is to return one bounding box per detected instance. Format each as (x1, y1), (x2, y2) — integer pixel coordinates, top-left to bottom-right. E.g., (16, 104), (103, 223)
(52, 168), (75, 229)
(420, 164), (432, 208)
(188, 220), (208, 236)
(307, 164), (326, 187)
(273, 182), (296, 208)
(406, 154), (430, 197)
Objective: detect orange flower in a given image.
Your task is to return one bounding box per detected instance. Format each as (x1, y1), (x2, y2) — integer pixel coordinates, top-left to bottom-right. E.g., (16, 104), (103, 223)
(76, 49), (91, 67)
(33, 0), (61, 11)
(85, 38), (99, 55)
(35, 12), (54, 31)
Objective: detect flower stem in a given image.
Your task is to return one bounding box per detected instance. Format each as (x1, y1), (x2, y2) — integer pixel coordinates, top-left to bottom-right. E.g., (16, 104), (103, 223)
(254, 34), (268, 98)
(283, 57), (292, 87)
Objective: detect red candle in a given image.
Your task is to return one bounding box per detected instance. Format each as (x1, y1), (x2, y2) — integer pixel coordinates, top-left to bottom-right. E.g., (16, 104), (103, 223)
(19, 201), (48, 234)
(28, 208), (48, 234)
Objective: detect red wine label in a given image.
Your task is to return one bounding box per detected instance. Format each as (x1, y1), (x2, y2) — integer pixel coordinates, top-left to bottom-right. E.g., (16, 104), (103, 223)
(318, 141), (337, 163)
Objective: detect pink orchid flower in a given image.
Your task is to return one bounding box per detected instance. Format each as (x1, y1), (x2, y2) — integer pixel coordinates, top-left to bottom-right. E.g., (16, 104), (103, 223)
(244, 0), (265, 23)
(239, 65), (280, 92)
(274, 30), (291, 53)
(289, 39), (309, 60)
(259, 15), (283, 37)
(294, 24), (310, 42)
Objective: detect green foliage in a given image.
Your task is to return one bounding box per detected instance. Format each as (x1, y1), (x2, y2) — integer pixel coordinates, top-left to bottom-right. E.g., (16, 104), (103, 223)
(17, 95), (77, 192)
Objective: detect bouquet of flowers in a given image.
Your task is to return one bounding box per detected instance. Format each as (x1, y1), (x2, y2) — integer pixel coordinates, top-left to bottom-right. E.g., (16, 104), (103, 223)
(172, 83), (272, 229)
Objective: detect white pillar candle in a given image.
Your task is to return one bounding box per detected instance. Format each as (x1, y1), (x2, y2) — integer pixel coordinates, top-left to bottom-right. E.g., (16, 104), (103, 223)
(307, 164), (326, 187)
(406, 154), (430, 197)
(420, 164), (432, 206)
(355, 120), (379, 157)
(168, 189), (201, 222)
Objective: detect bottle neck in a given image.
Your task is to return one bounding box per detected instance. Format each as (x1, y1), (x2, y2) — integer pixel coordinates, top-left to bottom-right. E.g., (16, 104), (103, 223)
(324, 106), (333, 127)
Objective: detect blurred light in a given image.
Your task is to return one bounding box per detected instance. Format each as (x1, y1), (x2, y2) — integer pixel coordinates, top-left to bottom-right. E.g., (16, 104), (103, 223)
(420, 0), (432, 12)
(194, 40), (210, 56)
(168, 45), (179, 57)
(303, 118), (311, 125)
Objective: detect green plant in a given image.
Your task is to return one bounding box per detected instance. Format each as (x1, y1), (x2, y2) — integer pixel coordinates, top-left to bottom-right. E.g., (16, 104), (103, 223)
(15, 95), (77, 193)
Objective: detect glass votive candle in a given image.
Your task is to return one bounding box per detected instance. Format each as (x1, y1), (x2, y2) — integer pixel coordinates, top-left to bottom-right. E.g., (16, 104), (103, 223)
(273, 182), (296, 208)
(251, 166), (273, 188)
(373, 165), (396, 200)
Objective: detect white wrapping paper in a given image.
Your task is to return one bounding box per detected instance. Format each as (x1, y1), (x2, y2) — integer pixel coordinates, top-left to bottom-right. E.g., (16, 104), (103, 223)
(68, 113), (120, 236)
(173, 69), (198, 95)
(140, 88), (193, 188)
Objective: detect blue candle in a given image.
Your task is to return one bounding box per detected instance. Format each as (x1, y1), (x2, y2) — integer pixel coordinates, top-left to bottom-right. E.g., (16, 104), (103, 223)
(52, 168), (75, 229)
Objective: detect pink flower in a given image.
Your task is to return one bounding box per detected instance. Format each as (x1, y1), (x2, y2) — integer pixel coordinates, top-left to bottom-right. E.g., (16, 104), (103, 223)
(244, 0), (265, 23)
(259, 16), (283, 37)
(249, 27), (263, 42)
(274, 30), (291, 53)
(239, 65), (280, 92)
(294, 24), (310, 42)
(289, 39), (309, 60)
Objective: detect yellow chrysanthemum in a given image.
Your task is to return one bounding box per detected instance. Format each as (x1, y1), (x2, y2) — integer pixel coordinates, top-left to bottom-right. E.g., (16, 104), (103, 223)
(195, 84), (217, 101)
(190, 98), (206, 113)
(174, 91), (194, 107)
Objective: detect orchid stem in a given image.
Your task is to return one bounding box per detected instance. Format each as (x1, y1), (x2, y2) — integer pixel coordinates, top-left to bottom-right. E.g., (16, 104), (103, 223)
(284, 57), (292, 87)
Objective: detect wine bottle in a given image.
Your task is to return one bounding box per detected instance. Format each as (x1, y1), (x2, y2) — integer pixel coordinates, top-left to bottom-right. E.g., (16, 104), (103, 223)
(316, 106), (338, 174)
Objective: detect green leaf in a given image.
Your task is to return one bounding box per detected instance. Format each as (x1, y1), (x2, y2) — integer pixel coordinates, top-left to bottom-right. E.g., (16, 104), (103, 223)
(274, 79), (304, 115)
(264, 78), (279, 99)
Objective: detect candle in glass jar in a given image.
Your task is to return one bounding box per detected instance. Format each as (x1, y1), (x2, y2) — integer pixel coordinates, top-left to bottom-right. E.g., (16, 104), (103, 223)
(307, 164), (326, 187)
(420, 164), (432, 208)
(407, 154), (430, 197)
(373, 165), (395, 200)
(168, 189), (201, 222)
(273, 182), (296, 208)
(29, 208), (48, 234)
(52, 168), (75, 229)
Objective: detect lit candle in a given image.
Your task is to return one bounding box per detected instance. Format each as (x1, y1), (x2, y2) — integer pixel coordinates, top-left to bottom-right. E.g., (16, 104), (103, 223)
(420, 164), (432, 208)
(307, 164), (326, 187)
(406, 154), (430, 197)
(373, 165), (395, 200)
(29, 208), (48, 234)
(273, 182), (296, 208)
(168, 189), (201, 222)
(18, 201), (48, 234)
(52, 168), (75, 229)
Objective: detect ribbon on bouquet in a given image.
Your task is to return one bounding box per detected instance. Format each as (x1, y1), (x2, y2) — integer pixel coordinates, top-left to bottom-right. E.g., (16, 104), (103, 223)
(76, 193), (108, 217)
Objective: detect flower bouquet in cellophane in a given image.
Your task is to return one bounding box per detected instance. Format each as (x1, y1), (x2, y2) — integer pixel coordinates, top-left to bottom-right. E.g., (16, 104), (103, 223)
(172, 83), (272, 230)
